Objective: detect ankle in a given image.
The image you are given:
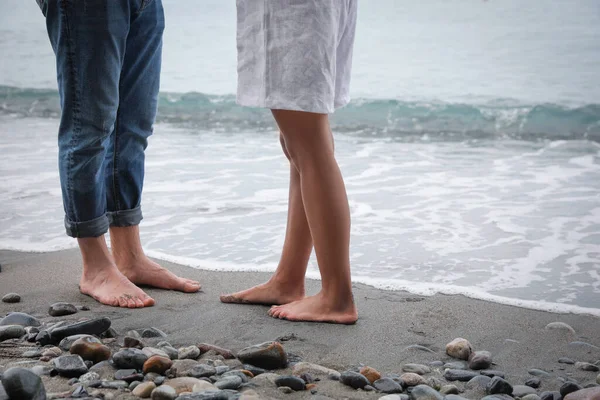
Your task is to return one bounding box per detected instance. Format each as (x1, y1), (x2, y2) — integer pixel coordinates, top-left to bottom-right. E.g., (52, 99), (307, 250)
(269, 275), (305, 293)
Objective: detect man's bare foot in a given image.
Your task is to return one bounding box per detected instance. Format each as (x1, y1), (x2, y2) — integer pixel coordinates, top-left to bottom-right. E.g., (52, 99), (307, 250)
(79, 264), (155, 308)
(220, 280), (305, 306)
(116, 255), (201, 293)
(268, 291), (358, 324)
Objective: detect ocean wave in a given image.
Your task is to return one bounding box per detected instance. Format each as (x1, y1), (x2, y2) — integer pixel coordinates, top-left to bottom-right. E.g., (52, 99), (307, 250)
(1, 85), (599, 141)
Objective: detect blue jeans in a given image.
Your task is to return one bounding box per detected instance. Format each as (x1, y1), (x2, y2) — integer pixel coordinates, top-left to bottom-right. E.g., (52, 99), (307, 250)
(39, 0), (164, 237)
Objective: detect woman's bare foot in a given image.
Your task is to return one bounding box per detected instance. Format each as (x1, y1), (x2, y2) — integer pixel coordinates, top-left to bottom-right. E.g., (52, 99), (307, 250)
(79, 263), (155, 308)
(220, 279), (305, 306)
(116, 255), (201, 293)
(268, 291), (358, 324)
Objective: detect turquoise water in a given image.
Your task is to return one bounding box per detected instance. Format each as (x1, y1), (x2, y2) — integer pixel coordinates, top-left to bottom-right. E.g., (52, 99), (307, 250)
(0, 0), (599, 314)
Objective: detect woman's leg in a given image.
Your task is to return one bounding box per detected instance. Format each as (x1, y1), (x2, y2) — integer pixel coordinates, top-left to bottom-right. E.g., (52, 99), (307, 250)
(220, 134), (312, 305)
(269, 110), (357, 324)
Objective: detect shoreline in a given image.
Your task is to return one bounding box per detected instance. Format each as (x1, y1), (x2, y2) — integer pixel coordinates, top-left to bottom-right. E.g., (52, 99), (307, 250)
(1, 249), (600, 398)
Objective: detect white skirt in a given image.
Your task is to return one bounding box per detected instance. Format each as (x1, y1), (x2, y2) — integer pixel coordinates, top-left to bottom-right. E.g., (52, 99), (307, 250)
(236, 0), (357, 114)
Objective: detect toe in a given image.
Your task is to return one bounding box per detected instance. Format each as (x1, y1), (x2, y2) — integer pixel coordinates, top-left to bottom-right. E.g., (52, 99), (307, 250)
(183, 280), (201, 293)
(141, 294), (155, 307)
(118, 296), (129, 308)
(134, 297), (145, 308)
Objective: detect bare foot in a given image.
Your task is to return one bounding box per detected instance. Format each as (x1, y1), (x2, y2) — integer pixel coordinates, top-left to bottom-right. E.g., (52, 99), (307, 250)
(79, 264), (155, 308)
(117, 255), (201, 293)
(268, 292), (358, 324)
(220, 280), (305, 306)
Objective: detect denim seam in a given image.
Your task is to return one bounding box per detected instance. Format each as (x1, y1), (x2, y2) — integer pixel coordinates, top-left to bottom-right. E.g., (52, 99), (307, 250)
(112, 111), (121, 212)
(61, 0), (81, 237)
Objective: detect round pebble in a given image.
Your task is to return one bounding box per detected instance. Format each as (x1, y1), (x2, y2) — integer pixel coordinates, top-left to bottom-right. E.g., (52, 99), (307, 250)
(132, 381), (156, 397)
(360, 366), (381, 384)
(151, 384), (178, 400)
(275, 375), (306, 391)
(374, 377), (403, 394)
(340, 370), (371, 389)
(70, 337), (111, 363)
(179, 345), (200, 360)
(446, 338), (473, 360)
(48, 302), (78, 317)
(2, 293), (21, 303)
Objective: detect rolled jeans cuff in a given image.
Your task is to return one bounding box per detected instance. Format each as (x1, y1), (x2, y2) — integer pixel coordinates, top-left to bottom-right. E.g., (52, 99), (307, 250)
(107, 206), (143, 228)
(64, 214), (109, 238)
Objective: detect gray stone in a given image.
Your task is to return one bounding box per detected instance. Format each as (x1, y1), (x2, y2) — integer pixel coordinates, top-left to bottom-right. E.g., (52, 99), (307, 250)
(179, 346), (200, 360)
(0, 325), (25, 341)
(444, 396), (470, 400)
(274, 375), (306, 391)
(53, 354), (88, 378)
(512, 385), (537, 398)
(22, 349), (43, 358)
(189, 364), (217, 378)
(222, 370), (249, 383)
(100, 380), (128, 389)
(114, 369), (143, 383)
(559, 358), (576, 365)
(36, 317), (111, 346)
(48, 302), (78, 317)
(401, 372), (427, 386)
(161, 345), (179, 360)
(444, 369), (479, 382)
(1, 293), (20, 303)
(58, 334), (99, 351)
(560, 382), (583, 397)
(215, 366), (230, 375)
(568, 342), (600, 351)
(481, 370), (506, 378)
(526, 378), (542, 388)
(469, 351), (493, 370)
(575, 362), (599, 372)
(545, 322), (576, 335)
(443, 361), (469, 370)
(481, 395), (515, 400)
(237, 341), (287, 370)
(291, 362), (339, 379)
(528, 369), (551, 377)
(522, 395), (542, 400)
(277, 386), (293, 394)
(440, 385), (460, 395)
(30, 366), (53, 377)
(597, 373), (600, 385)
(178, 390), (230, 400)
(112, 348), (148, 370)
(0, 312), (40, 327)
(487, 376), (514, 395)
(466, 375), (492, 391)
(141, 327), (167, 338)
(374, 377), (403, 394)
(132, 381), (155, 397)
(151, 385), (177, 400)
(402, 364), (431, 375)
(142, 346), (170, 359)
(409, 384), (443, 400)
(1, 367), (46, 400)
(214, 375), (243, 390)
(539, 391), (561, 400)
(403, 345), (437, 354)
(88, 360), (116, 380)
(429, 361), (444, 368)
(340, 370), (371, 389)
(79, 371), (100, 384)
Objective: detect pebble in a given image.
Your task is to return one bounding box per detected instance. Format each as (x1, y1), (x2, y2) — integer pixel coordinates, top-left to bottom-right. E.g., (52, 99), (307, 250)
(440, 385), (460, 395)
(340, 370), (371, 389)
(161, 346), (179, 360)
(278, 386), (294, 394)
(42, 346), (62, 358)
(466, 375), (492, 391)
(401, 372), (427, 386)
(151, 385), (178, 400)
(22, 349), (42, 358)
(526, 377), (542, 388)
(374, 377), (404, 394)
(36, 317), (111, 345)
(115, 369), (144, 383)
(545, 322), (576, 335)
(481, 370), (506, 378)
(529, 369), (551, 377)
(89, 360), (117, 380)
(409, 384), (444, 400)
(215, 366), (230, 375)
(275, 375), (306, 391)
(429, 361), (444, 368)
(559, 358), (576, 365)
(360, 366), (382, 384)
(576, 362), (600, 372)
(445, 396), (470, 400)
(143, 355), (173, 375)
(48, 302), (78, 317)
(53, 354), (89, 378)
(222, 370), (250, 383)
(71, 385), (88, 397)
(403, 364), (431, 375)
(427, 377), (443, 391)
(404, 345), (437, 354)
(446, 338), (473, 360)
(237, 341), (287, 370)
(70, 336), (111, 363)
(540, 391), (562, 400)
(481, 395), (514, 400)
(189, 364), (217, 378)
(444, 361), (469, 370)
(132, 381), (156, 398)
(597, 374), (600, 385)
(152, 385), (178, 400)
(215, 375), (243, 390)
(112, 348), (149, 370)
(58, 334), (100, 351)
(100, 380), (128, 389)
(380, 396), (410, 400)
(522, 395), (542, 400)
(238, 389), (260, 400)
(142, 327), (168, 338)
(30, 365), (53, 377)
(0, 325), (25, 341)
(192, 380), (218, 391)
(0, 367), (46, 400)
(130, 380), (141, 391)
(163, 377), (204, 393)
(569, 342), (600, 351)
(79, 371), (100, 384)
(175, 345), (198, 360)
(444, 369), (479, 382)
(143, 347), (170, 359)
(0, 312), (41, 327)
(1, 293), (20, 303)
(561, 382), (584, 397)
(292, 362), (340, 379)
(197, 343), (236, 359)
(487, 376), (514, 395)
(251, 372), (280, 387)
(469, 351), (493, 370)
(513, 385), (538, 397)
(124, 336), (145, 349)
(564, 387), (600, 400)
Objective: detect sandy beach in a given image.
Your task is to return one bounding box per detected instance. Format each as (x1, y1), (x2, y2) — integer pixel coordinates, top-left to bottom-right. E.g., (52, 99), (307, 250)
(1, 249), (599, 399)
